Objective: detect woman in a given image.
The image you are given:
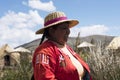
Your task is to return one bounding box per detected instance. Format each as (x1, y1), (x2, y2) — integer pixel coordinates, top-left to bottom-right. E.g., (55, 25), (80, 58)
(32, 11), (92, 80)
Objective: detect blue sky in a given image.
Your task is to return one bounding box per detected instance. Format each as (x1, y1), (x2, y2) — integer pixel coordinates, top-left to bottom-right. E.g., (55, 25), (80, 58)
(0, 0), (120, 47)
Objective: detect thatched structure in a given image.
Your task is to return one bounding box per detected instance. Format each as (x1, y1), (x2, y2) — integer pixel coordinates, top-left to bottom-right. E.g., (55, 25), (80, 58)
(0, 44), (32, 70)
(0, 44), (20, 69)
(106, 37), (120, 49)
(77, 41), (95, 54)
(77, 41), (95, 48)
(13, 47), (32, 62)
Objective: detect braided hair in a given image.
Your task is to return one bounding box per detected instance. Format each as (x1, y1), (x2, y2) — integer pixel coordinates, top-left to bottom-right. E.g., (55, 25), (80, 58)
(39, 28), (50, 45)
(31, 28), (50, 80)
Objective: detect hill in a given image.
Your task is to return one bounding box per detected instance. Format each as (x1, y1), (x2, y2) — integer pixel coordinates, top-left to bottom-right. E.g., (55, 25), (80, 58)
(17, 35), (114, 53)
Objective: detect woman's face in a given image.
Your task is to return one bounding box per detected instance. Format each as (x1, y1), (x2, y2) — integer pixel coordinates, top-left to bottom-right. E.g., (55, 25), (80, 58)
(50, 22), (70, 45)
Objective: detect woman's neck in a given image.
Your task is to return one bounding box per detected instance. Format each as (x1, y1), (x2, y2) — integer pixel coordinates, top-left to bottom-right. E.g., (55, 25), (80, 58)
(48, 39), (66, 48)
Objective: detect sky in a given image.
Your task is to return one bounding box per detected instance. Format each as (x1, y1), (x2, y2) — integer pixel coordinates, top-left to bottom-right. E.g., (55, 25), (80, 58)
(0, 0), (120, 47)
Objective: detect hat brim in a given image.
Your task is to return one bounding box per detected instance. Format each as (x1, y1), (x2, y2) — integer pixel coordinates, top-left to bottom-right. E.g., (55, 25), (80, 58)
(36, 19), (79, 34)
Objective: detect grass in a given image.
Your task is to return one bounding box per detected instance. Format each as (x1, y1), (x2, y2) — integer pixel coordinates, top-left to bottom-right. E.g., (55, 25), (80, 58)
(78, 41), (120, 80)
(0, 36), (120, 80)
(0, 54), (33, 80)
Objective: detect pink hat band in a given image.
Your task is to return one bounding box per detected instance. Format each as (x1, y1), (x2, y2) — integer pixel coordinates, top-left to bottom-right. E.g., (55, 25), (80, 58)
(44, 17), (67, 26)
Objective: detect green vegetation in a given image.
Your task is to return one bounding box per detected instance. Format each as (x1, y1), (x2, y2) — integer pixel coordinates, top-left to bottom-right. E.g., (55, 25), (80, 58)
(0, 35), (120, 80)
(76, 38), (120, 80)
(0, 55), (33, 80)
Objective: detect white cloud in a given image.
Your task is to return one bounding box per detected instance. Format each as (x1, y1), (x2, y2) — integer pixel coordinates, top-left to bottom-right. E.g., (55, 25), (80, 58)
(0, 9), (110, 48)
(23, 0), (56, 12)
(70, 25), (109, 37)
(0, 0), (56, 48)
(0, 10), (43, 47)
(1, 10), (43, 29)
(107, 26), (120, 36)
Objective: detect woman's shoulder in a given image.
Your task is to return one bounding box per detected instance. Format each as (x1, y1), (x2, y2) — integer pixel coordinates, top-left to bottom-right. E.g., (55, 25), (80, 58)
(35, 40), (59, 55)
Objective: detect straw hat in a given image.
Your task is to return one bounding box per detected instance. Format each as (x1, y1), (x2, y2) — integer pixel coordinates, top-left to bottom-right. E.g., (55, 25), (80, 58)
(36, 11), (79, 34)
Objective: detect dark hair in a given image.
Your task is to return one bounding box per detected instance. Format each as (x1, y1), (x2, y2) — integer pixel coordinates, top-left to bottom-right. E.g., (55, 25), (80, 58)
(31, 74), (34, 80)
(39, 28), (50, 45)
(31, 28), (50, 80)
